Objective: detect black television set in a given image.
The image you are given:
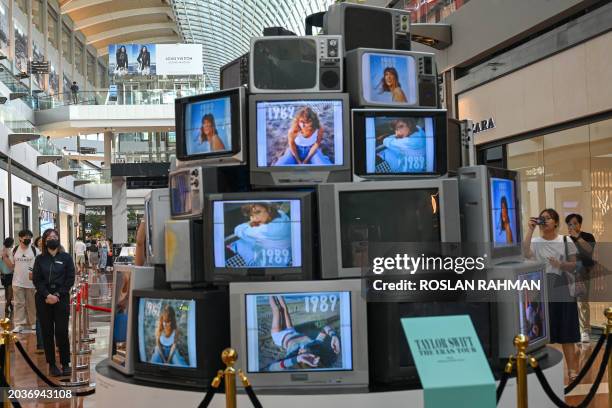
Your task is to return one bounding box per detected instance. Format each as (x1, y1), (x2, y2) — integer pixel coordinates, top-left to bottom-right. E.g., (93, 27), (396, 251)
(220, 53), (249, 90)
(175, 87), (246, 166)
(132, 288), (229, 387)
(368, 301), (498, 386)
(352, 109), (448, 180)
(204, 191), (315, 283)
(249, 93), (351, 187)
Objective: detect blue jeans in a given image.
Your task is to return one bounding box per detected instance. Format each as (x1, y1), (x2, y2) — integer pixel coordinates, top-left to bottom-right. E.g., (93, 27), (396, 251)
(275, 146), (332, 165)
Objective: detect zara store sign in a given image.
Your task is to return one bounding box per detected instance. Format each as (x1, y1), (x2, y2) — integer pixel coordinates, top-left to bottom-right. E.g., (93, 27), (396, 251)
(472, 117), (496, 134)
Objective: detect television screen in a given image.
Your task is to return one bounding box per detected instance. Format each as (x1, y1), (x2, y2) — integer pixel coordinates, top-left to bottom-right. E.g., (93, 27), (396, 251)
(137, 297), (197, 368)
(252, 38), (317, 90)
(517, 270), (546, 344)
(184, 96), (233, 156)
(339, 189), (441, 268)
(169, 171), (191, 217)
(489, 177), (519, 247)
(245, 291), (353, 372)
(361, 52), (417, 105)
(213, 199), (302, 268)
(364, 115), (435, 174)
(255, 99), (345, 167)
(111, 268), (131, 366)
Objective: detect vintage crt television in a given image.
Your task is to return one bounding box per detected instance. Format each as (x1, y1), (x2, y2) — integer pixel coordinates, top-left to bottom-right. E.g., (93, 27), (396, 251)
(249, 93), (351, 187)
(230, 279), (368, 390)
(488, 261), (549, 359)
(204, 191), (315, 283)
(144, 189), (170, 265)
(175, 87), (246, 166)
(346, 48), (438, 108)
(249, 35), (343, 93)
(168, 165), (204, 219)
(324, 3), (411, 52)
(369, 301), (498, 386)
(318, 178), (461, 279)
(165, 219), (205, 287)
(108, 265), (155, 375)
(458, 165), (523, 263)
(220, 53), (249, 90)
(352, 109), (448, 180)
(132, 288), (229, 387)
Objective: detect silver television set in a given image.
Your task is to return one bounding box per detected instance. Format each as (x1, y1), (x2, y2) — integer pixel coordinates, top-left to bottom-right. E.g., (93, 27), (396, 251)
(488, 260), (549, 359)
(318, 178), (461, 279)
(230, 279), (368, 390)
(108, 265), (155, 375)
(458, 165), (523, 264)
(144, 189), (170, 265)
(346, 48), (438, 109)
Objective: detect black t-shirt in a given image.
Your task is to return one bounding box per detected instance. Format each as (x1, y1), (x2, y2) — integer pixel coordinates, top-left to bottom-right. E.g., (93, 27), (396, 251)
(570, 231), (596, 267)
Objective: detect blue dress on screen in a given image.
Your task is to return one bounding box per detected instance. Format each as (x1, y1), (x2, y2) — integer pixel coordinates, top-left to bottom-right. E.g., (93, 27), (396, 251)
(274, 130), (332, 166)
(230, 211), (292, 267)
(378, 127), (426, 172)
(150, 331), (187, 366)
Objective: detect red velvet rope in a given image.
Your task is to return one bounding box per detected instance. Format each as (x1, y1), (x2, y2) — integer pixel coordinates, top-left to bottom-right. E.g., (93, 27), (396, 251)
(85, 304), (111, 313)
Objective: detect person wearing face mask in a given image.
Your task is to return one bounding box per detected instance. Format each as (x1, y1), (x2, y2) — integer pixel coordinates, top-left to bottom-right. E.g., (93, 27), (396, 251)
(32, 228), (75, 377)
(11, 230), (38, 334)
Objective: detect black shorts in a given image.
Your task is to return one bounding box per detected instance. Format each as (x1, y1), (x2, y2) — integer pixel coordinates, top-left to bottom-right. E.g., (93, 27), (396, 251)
(1, 274), (13, 288)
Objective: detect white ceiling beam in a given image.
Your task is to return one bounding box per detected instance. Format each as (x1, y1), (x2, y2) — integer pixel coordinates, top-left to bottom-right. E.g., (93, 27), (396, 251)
(75, 7), (174, 31)
(86, 22), (177, 45)
(97, 36), (180, 56)
(61, 0), (112, 14)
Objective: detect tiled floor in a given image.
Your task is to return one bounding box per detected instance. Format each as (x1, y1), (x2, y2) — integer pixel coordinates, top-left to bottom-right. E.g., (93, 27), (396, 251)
(2, 291), (610, 407)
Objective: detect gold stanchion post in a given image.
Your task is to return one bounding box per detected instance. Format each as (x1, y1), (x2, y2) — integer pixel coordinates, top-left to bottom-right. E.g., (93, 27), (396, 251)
(221, 348), (238, 408)
(514, 334), (530, 408)
(0, 318), (16, 408)
(605, 307), (611, 408)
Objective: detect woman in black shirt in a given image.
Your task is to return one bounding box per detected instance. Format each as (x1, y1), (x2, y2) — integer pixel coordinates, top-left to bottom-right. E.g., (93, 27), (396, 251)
(33, 228), (75, 377)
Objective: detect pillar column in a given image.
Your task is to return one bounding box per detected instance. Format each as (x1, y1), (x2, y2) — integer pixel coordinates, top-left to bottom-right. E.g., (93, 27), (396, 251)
(103, 131), (112, 169)
(111, 176), (127, 245)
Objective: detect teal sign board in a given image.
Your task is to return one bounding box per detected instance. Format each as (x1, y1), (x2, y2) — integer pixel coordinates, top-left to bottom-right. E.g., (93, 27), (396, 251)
(401, 315), (496, 408)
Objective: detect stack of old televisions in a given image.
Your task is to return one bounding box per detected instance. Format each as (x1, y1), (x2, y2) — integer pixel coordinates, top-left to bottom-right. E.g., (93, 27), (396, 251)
(106, 1), (549, 394)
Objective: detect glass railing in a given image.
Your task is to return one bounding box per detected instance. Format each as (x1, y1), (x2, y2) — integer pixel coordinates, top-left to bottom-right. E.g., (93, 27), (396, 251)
(112, 150), (175, 164)
(35, 88), (206, 110)
(28, 138), (63, 156)
(0, 58), (41, 109)
(75, 169), (111, 184)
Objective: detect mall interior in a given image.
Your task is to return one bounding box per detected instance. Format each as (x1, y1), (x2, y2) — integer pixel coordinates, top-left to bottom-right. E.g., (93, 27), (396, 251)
(0, 0), (610, 406)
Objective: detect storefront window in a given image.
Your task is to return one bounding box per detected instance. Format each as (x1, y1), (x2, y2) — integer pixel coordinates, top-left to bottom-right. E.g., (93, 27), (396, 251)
(504, 118), (612, 242)
(13, 203), (29, 233)
(48, 8), (59, 49)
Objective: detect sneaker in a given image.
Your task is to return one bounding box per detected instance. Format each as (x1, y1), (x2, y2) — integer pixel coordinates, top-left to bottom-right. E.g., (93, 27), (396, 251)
(20, 328), (35, 334)
(30, 324), (36, 330)
(49, 364), (62, 377)
(61, 366), (71, 377)
(35, 348), (44, 354)
(581, 332), (590, 343)
(11, 326), (22, 333)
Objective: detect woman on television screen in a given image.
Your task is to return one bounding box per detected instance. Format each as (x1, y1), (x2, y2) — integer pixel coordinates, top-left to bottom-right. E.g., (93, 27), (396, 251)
(274, 107), (332, 166)
(137, 46), (151, 75)
(497, 196), (515, 243)
(228, 203), (292, 267)
(198, 113), (226, 152)
(150, 304), (187, 366)
(265, 295), (340, 371)
(377, 118), (426, 172)
(377, 67), (407, 103)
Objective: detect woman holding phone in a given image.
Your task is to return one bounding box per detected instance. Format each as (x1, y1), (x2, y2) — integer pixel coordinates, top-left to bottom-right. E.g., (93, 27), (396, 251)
(522, 208), (580, 381)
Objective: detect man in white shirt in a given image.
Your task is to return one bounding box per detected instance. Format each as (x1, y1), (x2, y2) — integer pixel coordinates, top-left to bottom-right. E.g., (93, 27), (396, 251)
(12, 230), (38, 333)
(74, 237), (87, 274)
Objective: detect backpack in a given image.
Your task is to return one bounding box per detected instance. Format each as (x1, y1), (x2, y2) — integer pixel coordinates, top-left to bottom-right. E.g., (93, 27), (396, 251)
(13, 245), (38, 258)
